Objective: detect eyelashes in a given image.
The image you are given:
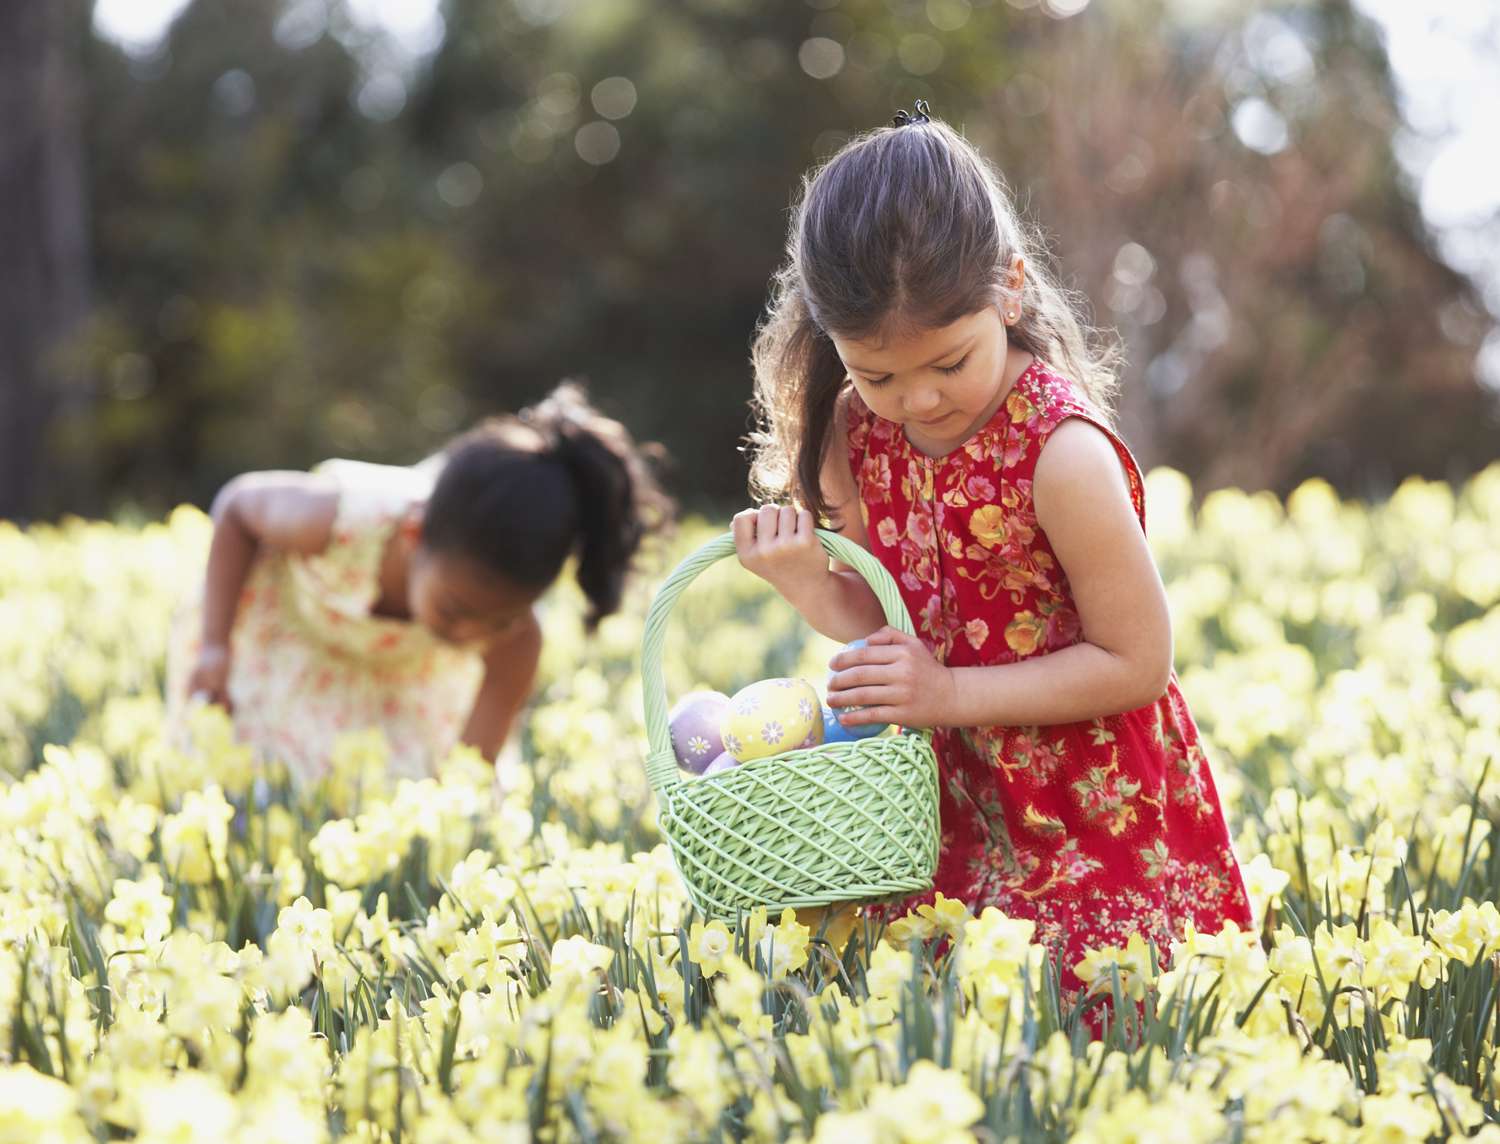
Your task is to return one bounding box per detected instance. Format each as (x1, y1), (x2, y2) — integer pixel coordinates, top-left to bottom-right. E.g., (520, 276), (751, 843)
(861, 353), (971, 386)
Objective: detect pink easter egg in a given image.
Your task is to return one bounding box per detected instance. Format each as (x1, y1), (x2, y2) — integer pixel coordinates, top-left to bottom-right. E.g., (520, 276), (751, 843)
(669, 690), (732, 774)
(703, 751), (739, 776)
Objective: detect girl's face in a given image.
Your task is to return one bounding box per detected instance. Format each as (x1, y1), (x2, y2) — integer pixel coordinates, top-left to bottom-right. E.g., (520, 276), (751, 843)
(407, 549), (540, 647)
(830, 305), (1020, 454)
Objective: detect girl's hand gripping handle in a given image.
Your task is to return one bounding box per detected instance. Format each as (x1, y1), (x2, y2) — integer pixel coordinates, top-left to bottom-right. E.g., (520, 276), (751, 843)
(731, 505), (888, 644)
(732, 506), (830, 599)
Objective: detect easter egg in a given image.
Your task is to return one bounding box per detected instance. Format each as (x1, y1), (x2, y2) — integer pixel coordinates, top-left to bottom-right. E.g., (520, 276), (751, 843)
(825, 638), (888, 740)
(792, 719), (825, 751)
(721, 677), (820, 762)
(669, 690), (731, 774)
(703, 752), (739, 776)
(826, 637), (870, 705)
(822, 704), (887, 743)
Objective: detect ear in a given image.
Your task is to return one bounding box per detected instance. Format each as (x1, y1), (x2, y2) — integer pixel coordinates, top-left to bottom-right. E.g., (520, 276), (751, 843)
(1007, 255), (1026, 296)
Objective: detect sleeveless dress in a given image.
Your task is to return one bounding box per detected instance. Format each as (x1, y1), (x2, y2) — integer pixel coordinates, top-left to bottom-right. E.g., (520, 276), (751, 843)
(846, 360), (1251, 984)
(166, 459), (486, 786)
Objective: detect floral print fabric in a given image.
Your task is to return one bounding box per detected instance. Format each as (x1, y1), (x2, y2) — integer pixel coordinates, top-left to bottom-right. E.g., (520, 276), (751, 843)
(167, 459), (484, 786)
(846, 360), (1251, 985)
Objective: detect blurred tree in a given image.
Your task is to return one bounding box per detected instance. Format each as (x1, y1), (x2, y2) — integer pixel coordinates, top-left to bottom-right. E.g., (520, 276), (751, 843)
(991, 1), (1498, 494)
(16, 0), (1498, 519)
(0, 0), (93, 521)
(71, 0), (415, 509)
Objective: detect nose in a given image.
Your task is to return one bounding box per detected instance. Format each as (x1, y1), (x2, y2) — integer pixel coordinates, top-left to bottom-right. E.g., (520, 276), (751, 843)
(904, 388), (942, 417)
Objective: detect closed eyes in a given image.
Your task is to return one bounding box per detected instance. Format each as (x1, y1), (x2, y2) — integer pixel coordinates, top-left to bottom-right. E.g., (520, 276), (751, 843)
(860, 353), (971, 386)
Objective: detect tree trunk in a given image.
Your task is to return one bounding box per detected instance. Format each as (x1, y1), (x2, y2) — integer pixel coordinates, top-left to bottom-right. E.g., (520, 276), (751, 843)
(0, 0), (91, 521)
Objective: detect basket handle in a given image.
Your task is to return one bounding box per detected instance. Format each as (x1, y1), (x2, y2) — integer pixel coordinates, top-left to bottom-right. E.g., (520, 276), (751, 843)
(642, 529), (921, 797)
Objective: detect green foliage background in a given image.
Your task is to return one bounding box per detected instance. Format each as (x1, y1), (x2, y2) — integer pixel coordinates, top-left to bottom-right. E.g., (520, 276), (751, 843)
(12, 0), (1500, 518)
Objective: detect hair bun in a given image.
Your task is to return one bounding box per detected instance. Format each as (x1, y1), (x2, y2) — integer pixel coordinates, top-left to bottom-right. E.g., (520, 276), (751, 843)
(891, 99), (932, 127)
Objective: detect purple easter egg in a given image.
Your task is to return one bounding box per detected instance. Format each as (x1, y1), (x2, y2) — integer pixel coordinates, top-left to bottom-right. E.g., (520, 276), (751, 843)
(703, 751), (739, 776)
(670, 690), (732, 774)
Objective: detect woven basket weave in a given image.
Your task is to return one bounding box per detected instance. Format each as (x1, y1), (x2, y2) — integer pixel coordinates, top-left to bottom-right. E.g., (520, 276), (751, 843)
(642, 530), (940, 919)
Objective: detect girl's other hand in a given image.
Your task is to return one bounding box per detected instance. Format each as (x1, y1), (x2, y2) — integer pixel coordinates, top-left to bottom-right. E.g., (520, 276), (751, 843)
(827, 626), (958, 729)
(732, 505), (829, 598)
(186, 643), (234, 712)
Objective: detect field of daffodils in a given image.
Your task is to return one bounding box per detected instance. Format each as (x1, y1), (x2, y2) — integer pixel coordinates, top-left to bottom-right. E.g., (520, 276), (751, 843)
(2, 465), (1499, 1142)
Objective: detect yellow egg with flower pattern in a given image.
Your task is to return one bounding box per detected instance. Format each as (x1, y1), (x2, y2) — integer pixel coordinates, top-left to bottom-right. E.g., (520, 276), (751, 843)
(720, 677), (821, 762)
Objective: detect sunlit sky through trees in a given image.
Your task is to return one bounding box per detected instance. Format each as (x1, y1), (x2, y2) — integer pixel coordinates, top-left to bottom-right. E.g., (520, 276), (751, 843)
(92, 0), (1500, 387)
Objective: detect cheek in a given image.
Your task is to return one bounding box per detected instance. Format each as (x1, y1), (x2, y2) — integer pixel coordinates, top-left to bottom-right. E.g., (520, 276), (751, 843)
(855, 384), (898, 417)
(408, 578), (438, 625)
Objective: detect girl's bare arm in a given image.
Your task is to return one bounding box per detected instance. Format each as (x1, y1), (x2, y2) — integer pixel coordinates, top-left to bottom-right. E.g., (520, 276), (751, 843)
(461, 611), (543, 763)
(200, 472), (339, 649)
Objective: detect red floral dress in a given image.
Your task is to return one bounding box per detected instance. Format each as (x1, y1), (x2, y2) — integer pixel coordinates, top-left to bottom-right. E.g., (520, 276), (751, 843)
(846, 359), (1251, 986)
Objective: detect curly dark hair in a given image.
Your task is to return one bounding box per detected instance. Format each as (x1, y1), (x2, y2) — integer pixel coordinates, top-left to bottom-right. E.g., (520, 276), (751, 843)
(422, 382), (673, 630)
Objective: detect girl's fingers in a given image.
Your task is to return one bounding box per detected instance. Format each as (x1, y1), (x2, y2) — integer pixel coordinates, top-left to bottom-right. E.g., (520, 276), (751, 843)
(757, 503), (781, 540)
(827, 686), (898, 709)
(864, 626), (910, 646)
(838, 703), (898, 726)
(828, 644), (903, 671)
(778, 504), (798, 541)
(827, 665), (894, 691)
(732, 509), (759, 549)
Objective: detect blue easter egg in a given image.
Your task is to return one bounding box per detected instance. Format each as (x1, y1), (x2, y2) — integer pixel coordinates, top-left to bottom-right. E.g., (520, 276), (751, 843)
(822, 704), (885, 743)
(824, 637), (886, 741)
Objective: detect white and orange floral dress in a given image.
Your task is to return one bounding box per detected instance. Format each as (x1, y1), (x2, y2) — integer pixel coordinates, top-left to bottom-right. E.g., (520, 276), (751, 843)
(166, 459), (484, 786)
(847, 360), (1251, 988)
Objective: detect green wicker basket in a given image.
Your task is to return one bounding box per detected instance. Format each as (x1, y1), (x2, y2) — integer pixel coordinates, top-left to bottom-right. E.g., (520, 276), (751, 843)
(642, 530), (940, 919)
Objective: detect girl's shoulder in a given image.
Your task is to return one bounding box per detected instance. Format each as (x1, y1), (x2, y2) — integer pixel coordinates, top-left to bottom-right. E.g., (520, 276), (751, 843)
(1017, 364), (1147, 530)
(314, 458), (438, 499)
(1009, 360), (1102, 437)
(313, 459), (436, 544)
(283, 460), (430, 617)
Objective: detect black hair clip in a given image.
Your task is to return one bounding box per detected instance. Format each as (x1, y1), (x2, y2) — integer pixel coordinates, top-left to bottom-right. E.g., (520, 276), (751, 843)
(892, 99), (932, 127)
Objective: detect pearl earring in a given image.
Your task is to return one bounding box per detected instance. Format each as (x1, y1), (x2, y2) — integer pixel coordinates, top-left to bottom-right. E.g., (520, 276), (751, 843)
(1007, 311), (1018, 322)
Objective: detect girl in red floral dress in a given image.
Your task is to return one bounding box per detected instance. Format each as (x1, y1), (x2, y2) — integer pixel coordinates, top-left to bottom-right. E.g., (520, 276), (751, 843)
(735, 107), (1251, 994)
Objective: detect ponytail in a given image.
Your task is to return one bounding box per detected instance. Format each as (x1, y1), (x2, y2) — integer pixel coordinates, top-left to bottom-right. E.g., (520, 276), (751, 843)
(527, 383), (672, 629)
(423, 382), (672, 631)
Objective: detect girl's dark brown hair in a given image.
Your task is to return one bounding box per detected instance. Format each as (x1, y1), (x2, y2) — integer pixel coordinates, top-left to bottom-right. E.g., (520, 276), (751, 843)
(422, 382), (672, 631)
(747, 116), (1120, 523)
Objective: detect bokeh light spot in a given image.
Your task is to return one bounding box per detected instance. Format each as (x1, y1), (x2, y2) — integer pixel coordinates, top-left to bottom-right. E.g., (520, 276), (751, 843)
(591, 77), (638, 121)
(575, 121), (622, 165)
(798, 37), (846, 79)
